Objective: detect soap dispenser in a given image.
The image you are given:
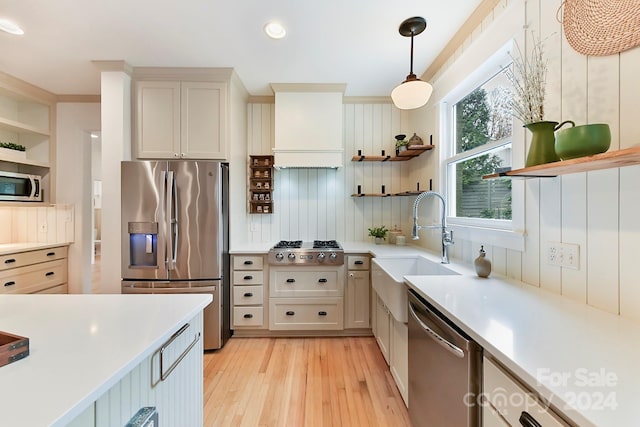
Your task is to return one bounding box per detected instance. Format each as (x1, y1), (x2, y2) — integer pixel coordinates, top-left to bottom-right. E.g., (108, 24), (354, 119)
(474, 245), (491, 278)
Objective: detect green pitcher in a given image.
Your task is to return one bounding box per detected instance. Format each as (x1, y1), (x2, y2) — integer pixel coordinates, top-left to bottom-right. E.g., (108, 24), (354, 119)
(524, 120), (574, 167)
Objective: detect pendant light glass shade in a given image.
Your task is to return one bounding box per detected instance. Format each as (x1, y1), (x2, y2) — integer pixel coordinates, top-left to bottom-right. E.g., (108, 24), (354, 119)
(391, 17), (432, 110)
(391, 78), (433, 110)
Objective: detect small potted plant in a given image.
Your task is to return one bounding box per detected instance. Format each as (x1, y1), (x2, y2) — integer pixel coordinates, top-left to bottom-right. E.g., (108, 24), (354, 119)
(0, 142), (26, 160)
(368, 225), (388, 244)
(394, 134), (408, 155)
(0, 142), (26, 152)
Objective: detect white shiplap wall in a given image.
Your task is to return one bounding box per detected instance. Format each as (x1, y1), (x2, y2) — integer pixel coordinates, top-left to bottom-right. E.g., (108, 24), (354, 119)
(0, 205), (74, 243)
(414, 0), (640, 320)
(245, 101), (424, 244)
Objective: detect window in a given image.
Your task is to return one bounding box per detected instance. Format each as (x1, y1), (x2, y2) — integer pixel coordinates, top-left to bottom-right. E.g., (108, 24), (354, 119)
(445, 68), (513, 228)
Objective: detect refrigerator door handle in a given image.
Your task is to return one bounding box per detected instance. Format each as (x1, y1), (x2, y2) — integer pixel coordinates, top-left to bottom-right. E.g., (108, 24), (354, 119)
(166, 170), (177, 270)
(171, 170), (179, 267)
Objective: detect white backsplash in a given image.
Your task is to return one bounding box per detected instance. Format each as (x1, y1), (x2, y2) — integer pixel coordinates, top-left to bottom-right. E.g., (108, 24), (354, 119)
(0, 205), (74, 244)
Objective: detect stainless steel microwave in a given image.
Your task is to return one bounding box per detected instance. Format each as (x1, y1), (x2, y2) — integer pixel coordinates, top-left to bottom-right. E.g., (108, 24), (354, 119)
(0, 171), (42, 202)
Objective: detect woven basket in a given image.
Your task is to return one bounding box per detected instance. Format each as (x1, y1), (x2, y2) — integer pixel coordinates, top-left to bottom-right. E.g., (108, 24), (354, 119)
(562, 0), (640, 56)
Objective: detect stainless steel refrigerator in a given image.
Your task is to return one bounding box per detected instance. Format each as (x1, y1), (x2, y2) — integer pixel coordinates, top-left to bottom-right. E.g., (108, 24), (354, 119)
(120, 160), (230, 350)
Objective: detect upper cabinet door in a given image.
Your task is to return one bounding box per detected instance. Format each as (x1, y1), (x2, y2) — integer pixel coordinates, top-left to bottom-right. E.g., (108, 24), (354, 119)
(136, 81), (181, 159)
(180, 81), (227, 160)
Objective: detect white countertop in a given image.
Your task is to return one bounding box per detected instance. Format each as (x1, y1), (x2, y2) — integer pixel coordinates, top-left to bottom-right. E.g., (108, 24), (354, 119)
(0, 242), (70, 256)
(0, 294), (212, 427)
(403, 257), (640, 427)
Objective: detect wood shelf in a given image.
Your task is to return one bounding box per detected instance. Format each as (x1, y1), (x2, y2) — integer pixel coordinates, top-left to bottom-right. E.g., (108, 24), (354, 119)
(0, 117), (50, 137)
(248, 155), (274, 214)
(351, 145), (435, 162)
(351, 190), (423, 198)
(483, 146), (640, 179)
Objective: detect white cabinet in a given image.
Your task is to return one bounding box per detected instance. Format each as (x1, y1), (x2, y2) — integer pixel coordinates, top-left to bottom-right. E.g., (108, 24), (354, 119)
(373, 289), (408, 406)
(0, 246), (68, 294)
(483, 357), (570, 427)
(375, 294), (391, 364)
(232, 255), (266, 329)
(390, 316), (408, 405)
(0, 73), (56, 202)
(483, 403), (510, 427)
(268, 264), (345, 331)
(135, 80), (227, 159)
(345, 255), (370, 329)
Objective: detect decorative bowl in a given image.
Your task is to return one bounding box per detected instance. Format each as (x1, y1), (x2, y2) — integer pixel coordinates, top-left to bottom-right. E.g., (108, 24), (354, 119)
(555, 123), (611, 160)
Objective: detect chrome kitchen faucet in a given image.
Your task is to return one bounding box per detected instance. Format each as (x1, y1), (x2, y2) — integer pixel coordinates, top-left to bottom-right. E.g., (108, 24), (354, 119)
(411, 191), (454, 264)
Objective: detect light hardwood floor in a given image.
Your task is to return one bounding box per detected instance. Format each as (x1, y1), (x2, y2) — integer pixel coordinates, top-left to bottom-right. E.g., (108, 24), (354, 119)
(203, 337), (411, 427)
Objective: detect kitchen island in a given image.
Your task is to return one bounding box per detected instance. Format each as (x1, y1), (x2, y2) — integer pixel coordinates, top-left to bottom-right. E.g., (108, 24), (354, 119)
(0, 293), (211, 427)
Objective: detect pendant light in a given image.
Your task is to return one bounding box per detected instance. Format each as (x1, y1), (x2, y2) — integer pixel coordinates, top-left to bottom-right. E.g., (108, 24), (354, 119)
(391, 17), (433, 110)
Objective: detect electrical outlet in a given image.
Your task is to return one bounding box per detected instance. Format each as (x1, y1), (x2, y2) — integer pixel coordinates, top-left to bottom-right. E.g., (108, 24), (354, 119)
(546, 243), (562, 266)
(562, 243), (580, 270)
(250, 221), (260, 232)
(39, 221), (48, 233)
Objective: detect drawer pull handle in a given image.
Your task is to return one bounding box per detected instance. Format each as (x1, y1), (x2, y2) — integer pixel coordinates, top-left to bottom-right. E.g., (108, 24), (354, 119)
(46, 252), (56, 257)
(318, 278), (328, 283)
(318, 311), (327, 316)
(243, 275), (253, 280)
(45, 272), (55, 277)
(286, 278), (296, 283)
(4, 259), (16, 264)
(354, 260), (364, 265)
(4, 281), (15, 287)
(244, 260), (254, 265)
(286, 311), (295, 316)
(243, 314), (253, 319)
(243, 292), (253, 297)
(519, 411), (542, 427)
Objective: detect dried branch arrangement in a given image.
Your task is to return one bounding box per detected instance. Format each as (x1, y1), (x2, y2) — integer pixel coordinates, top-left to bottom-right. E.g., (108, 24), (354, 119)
(503, 36), (548, 124)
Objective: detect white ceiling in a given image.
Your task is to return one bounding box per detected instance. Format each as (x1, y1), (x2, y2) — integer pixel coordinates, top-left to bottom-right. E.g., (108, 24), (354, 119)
(0, 0), (482, 97)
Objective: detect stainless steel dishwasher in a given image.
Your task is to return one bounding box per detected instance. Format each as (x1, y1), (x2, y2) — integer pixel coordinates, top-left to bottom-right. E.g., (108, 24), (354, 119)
(408, 288), (482, 427)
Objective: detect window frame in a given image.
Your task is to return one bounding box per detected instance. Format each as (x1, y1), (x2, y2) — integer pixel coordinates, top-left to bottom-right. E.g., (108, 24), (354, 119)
(438, 40), (525, 252)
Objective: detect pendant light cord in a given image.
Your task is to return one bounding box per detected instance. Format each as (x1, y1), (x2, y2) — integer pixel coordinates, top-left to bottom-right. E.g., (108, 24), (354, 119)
(409, 31), (415, 76)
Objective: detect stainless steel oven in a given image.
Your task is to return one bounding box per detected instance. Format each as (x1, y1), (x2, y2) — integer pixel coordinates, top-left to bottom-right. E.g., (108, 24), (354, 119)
(408, 288), (482, 427)
(0, 171), (42, 202)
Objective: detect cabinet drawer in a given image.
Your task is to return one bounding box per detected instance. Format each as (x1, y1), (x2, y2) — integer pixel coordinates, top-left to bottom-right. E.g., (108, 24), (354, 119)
(484, 357), (569, 427)
(233, 307), (264, 327)
(233, 271), (264, 285)
(35, 283), (68, 294)
(270, 269), (342, 297)
(269, 298), (344, 330)
(0, 246), (68, 272)
(347, 256), (370, 270)
(0, 259), (67, 294)
(233, 285), (263, 305)
(232, 256), (263, 270)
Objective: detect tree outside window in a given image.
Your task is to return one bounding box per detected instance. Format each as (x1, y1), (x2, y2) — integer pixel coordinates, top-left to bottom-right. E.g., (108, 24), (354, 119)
(450, 71), (513, 220)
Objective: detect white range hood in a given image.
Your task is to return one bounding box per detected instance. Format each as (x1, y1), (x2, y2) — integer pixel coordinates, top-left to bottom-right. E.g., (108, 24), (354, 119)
(271, 83), (345, 168)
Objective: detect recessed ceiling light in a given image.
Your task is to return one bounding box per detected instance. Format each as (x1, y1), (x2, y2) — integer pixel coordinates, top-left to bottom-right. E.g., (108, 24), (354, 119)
(0, 19), (24, 35)
(264, 21), (286, 39)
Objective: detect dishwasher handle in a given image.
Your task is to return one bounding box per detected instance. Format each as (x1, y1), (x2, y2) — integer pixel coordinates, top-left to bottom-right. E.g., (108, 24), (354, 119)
(408, 300), (465, 359)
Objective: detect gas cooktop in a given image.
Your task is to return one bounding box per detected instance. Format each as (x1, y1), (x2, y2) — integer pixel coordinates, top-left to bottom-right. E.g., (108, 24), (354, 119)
(269, 240), (344, 265)
(272, 240), (341, 250)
